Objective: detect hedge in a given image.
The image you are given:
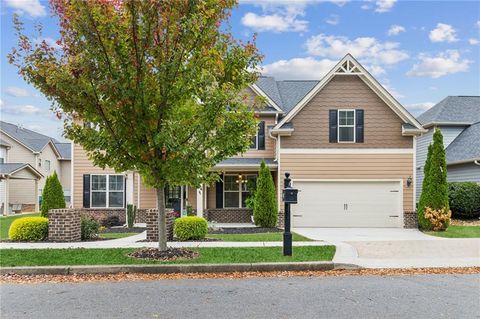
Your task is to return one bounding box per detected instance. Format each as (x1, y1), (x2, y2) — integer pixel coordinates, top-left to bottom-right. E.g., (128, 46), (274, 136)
(9, 217), (49, 241)
(448, 182), (480, 219)
(174, 216), (208, 240)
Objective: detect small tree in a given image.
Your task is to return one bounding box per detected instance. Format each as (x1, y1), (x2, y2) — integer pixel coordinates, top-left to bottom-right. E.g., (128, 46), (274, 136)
(253, 160), (277, 227)
(417, 129), (449, 230)
(41, 171), (66, 217)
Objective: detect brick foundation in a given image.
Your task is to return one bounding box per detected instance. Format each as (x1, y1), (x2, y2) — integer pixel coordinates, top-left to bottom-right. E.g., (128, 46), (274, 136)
(146, 209), (175, 241)
(48, 209), (81, 242)
(79, 209), (126, 225)
(21, 204), (36, 213)
(205, 208), (252, 223)
(403, 211), (418, 229)
(135, 209), (147, 223)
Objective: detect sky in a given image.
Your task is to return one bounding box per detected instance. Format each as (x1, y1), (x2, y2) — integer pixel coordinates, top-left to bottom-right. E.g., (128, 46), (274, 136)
(1, 0), (479, 141)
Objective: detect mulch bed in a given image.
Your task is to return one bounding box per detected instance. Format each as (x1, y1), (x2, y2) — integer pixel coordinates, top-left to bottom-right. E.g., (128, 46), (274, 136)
(99, 227), (145, 234)
(451, 219), (480, 226)
(208, 227), (282, 234)
(128, 248), (199, 261)
(2, 267), (479, 284)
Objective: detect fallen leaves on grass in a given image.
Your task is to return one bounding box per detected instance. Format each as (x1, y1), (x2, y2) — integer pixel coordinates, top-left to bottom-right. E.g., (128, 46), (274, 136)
(1, 267), (479, 284)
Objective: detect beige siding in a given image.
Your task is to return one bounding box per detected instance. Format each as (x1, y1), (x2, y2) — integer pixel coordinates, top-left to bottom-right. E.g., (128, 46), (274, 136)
(187, 186), (197, 208)
(236, 115), (277, 159)
(281, 75), (413, 149)
(38, 143), (62, 191)
(138, 179), (157, 209)
(207, 184), (216, 209)
(59, 161), (71, 191)
(72, 143), (117, 208)
(0, 133), (36, 165)
(9, 180), (36, 204)
(280, 153), (414, 211)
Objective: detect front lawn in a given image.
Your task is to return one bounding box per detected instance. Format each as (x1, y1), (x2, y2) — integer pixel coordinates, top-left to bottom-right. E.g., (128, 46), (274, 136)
(0, 213), (40, 240)
(99, 232), (139, 240)
(425, 225), (480, 238)
(208, 232), (312, 242)
(0, 246), (335, 267)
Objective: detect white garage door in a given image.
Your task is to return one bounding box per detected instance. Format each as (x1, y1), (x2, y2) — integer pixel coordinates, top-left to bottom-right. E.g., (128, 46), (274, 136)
(291, 181), (402, 228)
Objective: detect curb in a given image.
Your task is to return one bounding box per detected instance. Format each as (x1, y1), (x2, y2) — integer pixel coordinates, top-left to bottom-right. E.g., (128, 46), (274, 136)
(0, 262), (360, 275)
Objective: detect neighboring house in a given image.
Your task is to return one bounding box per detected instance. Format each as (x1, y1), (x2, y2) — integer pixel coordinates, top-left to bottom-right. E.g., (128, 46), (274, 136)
(0, 121), (71, 214)
(416, 96), (480, 200)
(72, 54), (425, 228)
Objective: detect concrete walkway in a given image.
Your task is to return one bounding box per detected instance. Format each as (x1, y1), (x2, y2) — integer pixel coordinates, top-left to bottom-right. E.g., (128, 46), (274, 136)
(0, 231), (328, 249)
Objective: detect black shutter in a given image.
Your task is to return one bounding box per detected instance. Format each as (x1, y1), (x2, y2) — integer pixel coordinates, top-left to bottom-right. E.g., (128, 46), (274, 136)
(258, 121), (265, 150)
(83, 174), (90, 208)
(356, 109), (364, 143)
(329, 110), (338, 143)
(215, 174), (224, 208)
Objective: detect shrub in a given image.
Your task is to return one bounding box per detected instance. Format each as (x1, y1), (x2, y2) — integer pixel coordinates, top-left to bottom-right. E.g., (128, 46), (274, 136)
(40, 171), (66, 217)
(424, 207), (451, 231)
(127, 204), (137, 228)
(174, 216), (208, 240)
(417, 129), (449, 230)
(9, 217), (49, 241)
(101, 215), (122, 227)
(253, 160), (278, 227)
(81, 217), (99, 240)
(448, 182), (480, 219)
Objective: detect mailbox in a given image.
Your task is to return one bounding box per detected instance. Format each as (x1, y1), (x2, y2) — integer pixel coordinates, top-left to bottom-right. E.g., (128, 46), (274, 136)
(283, 186), (298, 204)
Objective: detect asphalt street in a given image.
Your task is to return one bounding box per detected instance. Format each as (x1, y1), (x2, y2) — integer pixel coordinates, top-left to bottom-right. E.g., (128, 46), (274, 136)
(1, 274), (479, 319)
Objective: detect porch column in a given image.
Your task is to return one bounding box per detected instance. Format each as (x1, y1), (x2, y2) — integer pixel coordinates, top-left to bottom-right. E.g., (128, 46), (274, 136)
(126, 172), (134, 205)
(34, 179), (39, 212)
(4, 179), (9, 215)
(196, 185), (204, 218)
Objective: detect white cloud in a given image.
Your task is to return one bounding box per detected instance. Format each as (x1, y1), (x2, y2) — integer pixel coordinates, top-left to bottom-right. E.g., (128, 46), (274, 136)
(5, 86), (31, 97)
(429, 23), (458, 43)
(262, 57), (337, 80)
(476, 21), (480, 28)
(325, 14), (340, 25)
(0, 103), (45, 115)
(0, 99), (3, 106)
(367, 65), (386, 76)
(405, 102), (435, 115)
(305, 33), (409, 67)
(4, 0), (46, 17)
(407, 50), (471, 78)
(375, 0), (397, 13)
(387, 25), (405, 36)
(241, 11), (308, 32)
(468, 38), (479, 45)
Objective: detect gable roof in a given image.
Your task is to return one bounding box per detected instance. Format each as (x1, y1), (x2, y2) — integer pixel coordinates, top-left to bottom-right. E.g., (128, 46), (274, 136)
(0, 121), (58, 153)
(417, 96), (480, 127)
(271, 54), (424, 131)
(445, 122), (480, 164)
(0, 163), (43, 179)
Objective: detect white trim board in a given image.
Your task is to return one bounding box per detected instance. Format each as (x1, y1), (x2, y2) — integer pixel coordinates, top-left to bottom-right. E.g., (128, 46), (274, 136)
(280, 148), (414, 154)
(273, 54), (423, 131)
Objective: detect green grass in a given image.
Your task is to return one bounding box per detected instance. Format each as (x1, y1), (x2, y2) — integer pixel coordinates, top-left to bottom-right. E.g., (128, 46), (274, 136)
(99, 232), (140, 239)
(425, 225), (480, 238)
(0, 246), (335, 267)
(0, 213), (40, 240)
(208, 232), (312, 242)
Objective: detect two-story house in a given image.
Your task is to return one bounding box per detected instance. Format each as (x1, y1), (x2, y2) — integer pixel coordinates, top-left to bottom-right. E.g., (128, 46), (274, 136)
(0, 121), (72, 214)
(72, 54), (425, 228)
(415, 96), (480, 200)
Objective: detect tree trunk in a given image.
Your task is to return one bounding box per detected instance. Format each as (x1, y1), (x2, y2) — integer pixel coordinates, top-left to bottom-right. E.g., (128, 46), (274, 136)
(156, 187), (168, 251)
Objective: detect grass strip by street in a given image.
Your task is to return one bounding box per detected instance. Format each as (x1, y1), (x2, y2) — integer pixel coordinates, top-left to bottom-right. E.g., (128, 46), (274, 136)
(425, 225), (480, 238)
(99, 233), (139, 240)
(207, 232), (312, 242)
(0, 213), (40, 240)
(0, 246), (335, 267)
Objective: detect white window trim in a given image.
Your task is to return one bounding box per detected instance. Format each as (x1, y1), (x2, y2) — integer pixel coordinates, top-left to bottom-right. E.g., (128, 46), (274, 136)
(250, 132), (258, 150)
(44, 160), (51, 172)
(338, 109), (356, 143)
(90, 174), (125, 209)
(223, 174), (257, 208)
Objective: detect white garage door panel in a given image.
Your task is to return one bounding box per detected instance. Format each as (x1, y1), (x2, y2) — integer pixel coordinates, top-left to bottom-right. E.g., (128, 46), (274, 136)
(292, 181), (402, 228)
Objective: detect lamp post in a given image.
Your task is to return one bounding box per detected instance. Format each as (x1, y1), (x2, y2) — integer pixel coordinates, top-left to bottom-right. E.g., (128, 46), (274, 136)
(282, 172), (298, 256)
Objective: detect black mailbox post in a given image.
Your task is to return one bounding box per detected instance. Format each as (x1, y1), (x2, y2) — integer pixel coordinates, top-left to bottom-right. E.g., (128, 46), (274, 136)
(282, 172), (298, 256)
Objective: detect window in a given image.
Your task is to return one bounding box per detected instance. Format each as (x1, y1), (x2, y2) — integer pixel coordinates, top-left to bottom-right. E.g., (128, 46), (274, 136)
(250, 133), (258, 149)
(224, 174), (257, 208)
(165, 186), (181, 209)
(38, 158), (42, 167)
(0, 157), (4, 164)
(91, 174), (124, 208)
(44, 160), (51, 172)
(338, 110), (355, 142)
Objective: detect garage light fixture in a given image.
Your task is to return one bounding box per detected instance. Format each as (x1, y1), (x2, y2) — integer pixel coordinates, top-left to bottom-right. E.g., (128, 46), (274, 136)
(406, 176), (412, 187)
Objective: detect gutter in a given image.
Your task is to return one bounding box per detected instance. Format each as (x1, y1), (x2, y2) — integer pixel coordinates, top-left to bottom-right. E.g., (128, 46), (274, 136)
(475, 160), (480, 167)
(422, 122), (472, 129)
(447, 158), (480, 166)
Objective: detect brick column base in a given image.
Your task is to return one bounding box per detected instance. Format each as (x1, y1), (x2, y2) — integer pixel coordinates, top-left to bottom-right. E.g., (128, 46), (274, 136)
(48, 209), (81, 242)
(146, 208), (175, 242)
(404, 211), (418, 229)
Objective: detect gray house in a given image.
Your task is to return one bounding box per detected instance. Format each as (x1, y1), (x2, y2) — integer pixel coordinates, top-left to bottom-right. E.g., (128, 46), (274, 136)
(416, 96), (480, 200)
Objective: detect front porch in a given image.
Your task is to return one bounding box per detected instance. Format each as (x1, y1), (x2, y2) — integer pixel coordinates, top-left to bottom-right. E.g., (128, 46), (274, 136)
(170, 158), (278, 223)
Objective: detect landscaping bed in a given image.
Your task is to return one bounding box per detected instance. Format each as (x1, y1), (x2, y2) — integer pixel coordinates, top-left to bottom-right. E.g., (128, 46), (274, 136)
(0, 246), (336, 267)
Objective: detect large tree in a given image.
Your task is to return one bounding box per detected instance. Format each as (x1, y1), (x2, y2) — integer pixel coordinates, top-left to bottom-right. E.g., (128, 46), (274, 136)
(9, 0), (262, 250)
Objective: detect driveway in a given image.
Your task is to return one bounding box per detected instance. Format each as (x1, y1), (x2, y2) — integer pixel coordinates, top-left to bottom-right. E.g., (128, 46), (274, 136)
(293, 227), (480, 268)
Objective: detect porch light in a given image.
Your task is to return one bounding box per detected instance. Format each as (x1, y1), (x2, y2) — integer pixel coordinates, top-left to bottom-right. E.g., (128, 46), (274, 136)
(406, 176), (412, 187)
